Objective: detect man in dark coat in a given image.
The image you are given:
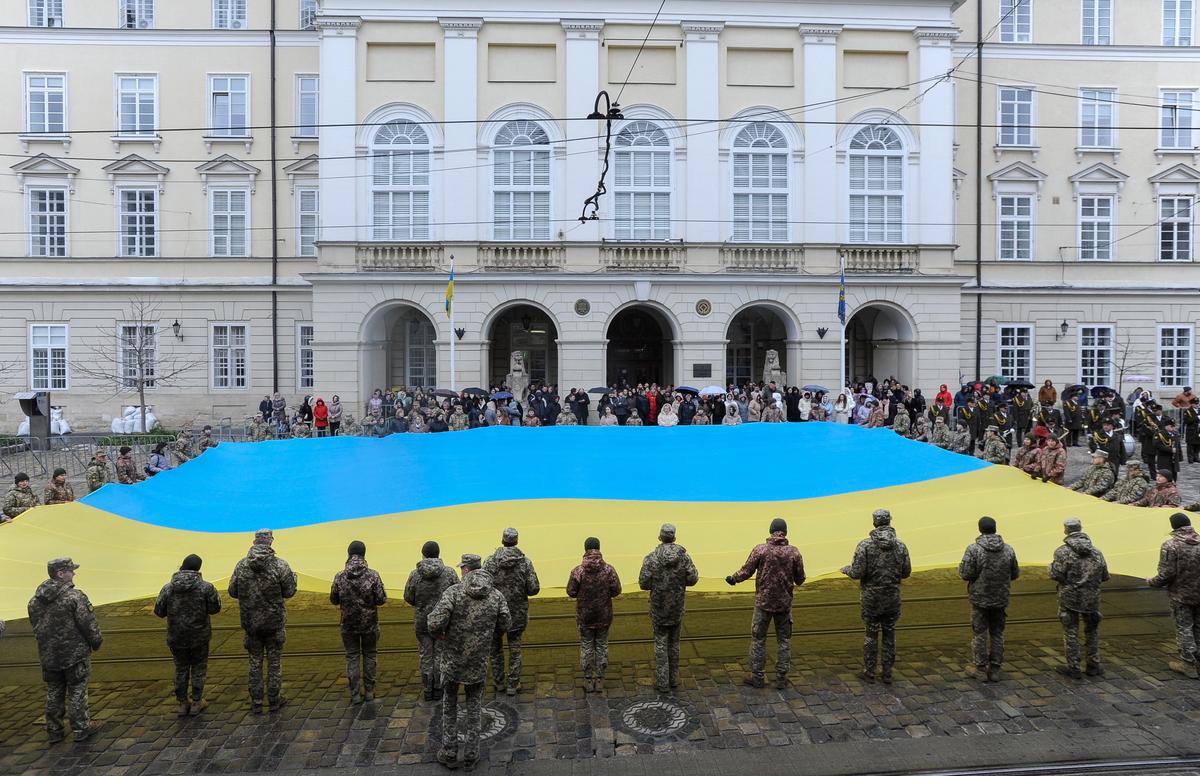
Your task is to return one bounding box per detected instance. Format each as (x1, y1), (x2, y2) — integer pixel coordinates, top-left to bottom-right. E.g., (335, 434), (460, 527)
(154, 554), (221, 715)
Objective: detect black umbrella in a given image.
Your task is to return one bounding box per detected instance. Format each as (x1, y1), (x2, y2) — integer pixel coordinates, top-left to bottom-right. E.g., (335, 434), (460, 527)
(1089, 385), (1113, 398)
(1006, 380), (1035, 390)
(675, 386), (700, 395)
(432, 389), (458, 399)
(587, 387), (611, 395)
(461, 387), (488, 397)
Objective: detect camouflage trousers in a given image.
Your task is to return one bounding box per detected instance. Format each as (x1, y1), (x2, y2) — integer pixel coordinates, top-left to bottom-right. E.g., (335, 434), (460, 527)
(748, 608), (792, 680)
(244, 632), (284, 703)
(491, 629), (524, 690)
(970, 606), (1007, 668)
(341, 630), (379, 696)
(579, 626), (610, 679)
(652, 623), (682, 691)
(863, 609), (900, 674)
(1171, 602), (1200, 662)
(416, 630), (442, 692)
(1059, 609), (1101, 671)
(169, 643), (210, 703)
(439, 680), (485, 763)
(43, 659), (90, 740)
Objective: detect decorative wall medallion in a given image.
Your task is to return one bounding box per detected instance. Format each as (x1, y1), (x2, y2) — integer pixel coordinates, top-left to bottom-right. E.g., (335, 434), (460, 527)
(695, 299), (712, 316)
(574, 299), (591, 316)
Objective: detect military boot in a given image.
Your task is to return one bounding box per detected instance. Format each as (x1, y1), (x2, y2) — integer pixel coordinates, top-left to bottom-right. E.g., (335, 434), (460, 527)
(774, 674), (789, 690)
(1085, 663), (1104, 677)
(880, 666), (894, 685)
(743, 674), (765, 689)
(189, 699), (208, 716)
(986, 665), (1001, 683)
(73, 722), (103, 743)
(436, 749), (460, 770)
(966, 664), (988, 682)
(1168, 659), (1199, 678)
(1056, 665), (1083, 680)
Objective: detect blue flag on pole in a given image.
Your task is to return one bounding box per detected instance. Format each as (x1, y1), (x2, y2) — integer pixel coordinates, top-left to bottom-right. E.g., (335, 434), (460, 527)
(837, 261), (846, 325)
(445, 260), (454, 318)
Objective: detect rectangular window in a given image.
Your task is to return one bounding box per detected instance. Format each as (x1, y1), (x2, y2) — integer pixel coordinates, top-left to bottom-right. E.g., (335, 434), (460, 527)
(119, 189), (157, 257)
(213, 0), (247, 29)
(116, 75), (156, 135)
(732, 151), (788, 241)
(28, 188), (67, 257)
(296, 76), (318, 137)
(998, 195), (1033, 260)
(1165, 0), (1194, 45)
(211, 189), (249, 257)
(26, 74), (65, 134)
(1079, 325), (1114, 387)
(1079, 195), (1114, 260)
(297, 187), (319, 257)
(209, 75), (248, 136)
(493, 148), (551, 240)
(999, 0), (1032, 42)
(848, 155), (904, 243)
(1079, 89), (1115, 147)
(28, 0), (63, 26)
(1159, 326), (1194, 388)
(1161, 91), (1194, 149)
(120, 0), (154, 28)
(300, 0), (317, 30)
(1081, 0), (1112, 44)
(211, 324), (248, 389)
(614, 146), (671, 240)
(297, 324), (314, 389)
(998, 325), (1034, 382)
(119, 324), (157, 388)
(998, 87), (1033, 146)
(30, 324), (68, 390)
(1159, 196), (1193, 262)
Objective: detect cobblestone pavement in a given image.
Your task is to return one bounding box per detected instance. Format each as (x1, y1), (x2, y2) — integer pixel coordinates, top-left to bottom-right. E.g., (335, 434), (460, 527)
(1063, 442), (1199, 505)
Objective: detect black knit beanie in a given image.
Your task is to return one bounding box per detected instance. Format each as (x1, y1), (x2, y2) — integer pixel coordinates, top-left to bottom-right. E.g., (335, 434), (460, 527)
(422, 540), (440, 558)
(584, 537), (600, 551)
(978, 516), (997, 534)
(1171, 513), (1192, 530)
(181, 554), (202, 572)
(769, 518), (788, 535)
(348, 540), (366, 558)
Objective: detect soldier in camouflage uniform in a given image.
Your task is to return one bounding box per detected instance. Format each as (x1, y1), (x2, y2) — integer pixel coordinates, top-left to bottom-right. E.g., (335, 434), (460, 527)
(448, 405), (469, 431)
(428, 554), (512, 772)
(1037, 435), (1068, 484)
(291, 421), (312, 439)
(227, 529), (298, 712)
(726, 517), (806, 689)
(1101, 460), (1149, 503)
(1012, 433), (1040, 475)
(639, 523), (700, 693)
(1148, 513), (1200, 677)
(1048, 518), (1109, 679)
(484, 527), (541, 695)
(951, 424), (973, 454)
(43, 468), (75, 505)
(154, 554), (221, 715)
(2, 472), (39, 522)
(566, 537), (622, 692)
(891, 408), (912, 437)
(842, 509), (912, 684)
(931, 416), (953, 449)
(1133, 471), (1182, 508)
(404, 541), (460, 701)
(556, 405), (578, 426)
(85, 452), (110, 494)
(331, 541), (387, 704)
(115, 446), (144, 484)
(197, 425), (219, 453)
(343, 415), (363, 436)
(958, 516), (1020, 682)
(981, 425), (1010, 464)
(246, 416), (267, 442)
(1068, 450), (1115, 497)
(172, 429), (196, 465)
(28, 558), (103, 743)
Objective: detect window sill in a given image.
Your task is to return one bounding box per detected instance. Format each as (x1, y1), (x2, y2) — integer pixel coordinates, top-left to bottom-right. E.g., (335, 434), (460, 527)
(1154, 147), (1199, 163)
(290, 135), (318, 153)
(993, 144), (1039, 162)
(203, 135), (253, 153)
(112, 134), (162, 153)
(19, 133), (71, 152)
(1157, 257), (1194, 263)
(1074, 146), (1120, 163)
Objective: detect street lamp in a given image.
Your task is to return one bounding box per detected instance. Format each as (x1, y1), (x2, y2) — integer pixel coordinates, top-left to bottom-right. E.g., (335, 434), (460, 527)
(578, 90), (625, 223)
(1055, 320), (1069, 341)
(171, 319), (182, 340)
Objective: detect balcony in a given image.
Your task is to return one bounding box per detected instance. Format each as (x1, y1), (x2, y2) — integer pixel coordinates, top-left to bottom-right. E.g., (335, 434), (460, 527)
(599, 242), (686, 272)
(839, 245), (919, 273)
(356, 244), (445, 272)
(479, 244), (565, 271)
(720, 244), (803, 272)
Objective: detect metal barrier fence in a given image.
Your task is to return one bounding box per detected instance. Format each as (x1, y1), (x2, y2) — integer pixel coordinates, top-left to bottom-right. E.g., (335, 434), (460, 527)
(0, 433), (178, 482)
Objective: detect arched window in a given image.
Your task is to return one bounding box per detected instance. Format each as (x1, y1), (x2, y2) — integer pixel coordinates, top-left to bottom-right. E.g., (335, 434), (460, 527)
(731, 122), (788, 241)
(493, 120), (551, 240)
(848, 125), (904, 244)
(371, 120), (430, 240)
(613, 121), (670, 240)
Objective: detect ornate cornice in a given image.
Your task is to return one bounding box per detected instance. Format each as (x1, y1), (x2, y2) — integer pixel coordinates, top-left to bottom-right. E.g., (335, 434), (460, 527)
(440, 17), (483, 37)
(798, 24), (842, 41)
(913, 26), (960, 42)
(313, 16), (361, 31)
(680, 21), (723, 40)
(561, 19), (604, 32)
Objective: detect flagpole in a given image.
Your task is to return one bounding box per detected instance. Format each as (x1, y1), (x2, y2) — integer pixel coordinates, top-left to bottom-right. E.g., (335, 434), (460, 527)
(838, 255), (846, 392)
(448, 255), (456, 393)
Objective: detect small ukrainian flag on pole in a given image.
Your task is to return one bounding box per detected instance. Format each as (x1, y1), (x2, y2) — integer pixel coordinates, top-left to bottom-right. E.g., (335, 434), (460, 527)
(445, 259), (454, 318)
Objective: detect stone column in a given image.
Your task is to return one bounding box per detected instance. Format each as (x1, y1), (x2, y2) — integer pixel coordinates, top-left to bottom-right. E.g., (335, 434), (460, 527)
(913, 27), (958, 246)
(682, 21), (723, 243)
(800, 24), (841, 246)
(441, 18), (482, 242)
(562, 20), (603, 242)
(317, 16), (361, 244)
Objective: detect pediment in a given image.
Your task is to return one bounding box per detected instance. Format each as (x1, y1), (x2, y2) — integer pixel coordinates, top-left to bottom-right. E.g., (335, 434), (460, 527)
(1148, 162), (1200, 184)
(11, 153), (80, 176)
(1068, 161), (1127, 184)
(282, 154), (318, 176)
(194, 154), (262, 176)
(102, 154), (170, 176)
(987, 161), (1046, 183)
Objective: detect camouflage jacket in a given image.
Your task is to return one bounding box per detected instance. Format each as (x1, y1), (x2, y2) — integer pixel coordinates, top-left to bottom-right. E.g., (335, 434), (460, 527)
(566, 550), (622, 629)
(951, 429), (973, 454)
(227, 546), (298, 638)
(1069, 464), (1114, 497)
(729, 533), (806, 613)
(958, 534), (1020, 608)
(1038, 446), (1068, 483)
(931, 423), (953, 449)
(557, 409), (578, 426)
(913, 416), (931, 441)
(1149, 527), (1200, 605)
(448, 412), (469, 431)
(2, 485), (39, 518)
(198, 436), (219, 452)
(1133, 482), (1181, 508)
(982, 436), (1009, 464)
(330, 556), (387, 634)
(1048, 533), (1109, 613)
(891, 411), (911, 436)
(1013, 445), (1040, 474)
(43, 481), (74, 505)
(1101, 474), (1149, 504)
(115, 454), (143, 484)
(85, 462), (110, 493)
(845, 527), (912, 616)
(172, 436), (196, 463)
(483, 546), (541, 632)
(153, 570), (221, 649)
(426, 571), (512, 685)
(638, 542), (700, 627)
(27, 580), (102, 671)
(402, 558), (459, 635)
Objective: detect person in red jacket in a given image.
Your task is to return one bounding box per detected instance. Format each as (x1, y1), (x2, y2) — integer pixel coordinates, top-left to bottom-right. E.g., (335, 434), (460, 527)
(313, 398), (329, 437)
(936, 384), (954, 410)
(566, 537), (622, 693)
(725, 518), (806, 689)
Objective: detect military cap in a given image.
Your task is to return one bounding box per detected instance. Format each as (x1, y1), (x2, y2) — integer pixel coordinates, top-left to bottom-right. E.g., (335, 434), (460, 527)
(1101, 416), (1115, 425)
(659, 523), (677, 542)
(52, 467), (67, 477)
(1127, 460), (1142, 469)
(47, 557), (79, 576)
(1092, 449), (1109, 460)
(872, 509), (892, 527)
(460, 553), (482, 571)
(501, 527), (519, 546)
(1063, 518), (1082, 534)
(253, 528), (274, 545)
(1164, 417), (1177, 427)
(985, 424), (999, 432)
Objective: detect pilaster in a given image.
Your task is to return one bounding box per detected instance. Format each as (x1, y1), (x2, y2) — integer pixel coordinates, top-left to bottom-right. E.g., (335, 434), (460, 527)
(682, 21), (723, 243)
(800, 24), (841, 245)
(316, 16), (361, 244)
(913, 27), (959, 246)
(441, 18), (483, 242)
(562, 20), (604, 242)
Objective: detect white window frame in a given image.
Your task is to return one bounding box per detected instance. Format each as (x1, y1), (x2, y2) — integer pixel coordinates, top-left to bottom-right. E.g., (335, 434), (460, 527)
(1164, 0), (1194, 45)
(997, 324), (1034, 383)
(731, 122), (789, 243)
(613, 120), (672, 241)
(1160, 90), (1195, 150)
(492, 120), (552, 241)
(1078, 324), (1115, 388)
(24, 73), (67, 135)
(998, 86), (1035, 147)
(295, 75), (318, 138)
(300, 0), (317, 30)
(297, 323), (315, 390)
(848, 125), (905, 244)
(1081, 0), (1112, 44)
(210, 323), (249, 390)
(30, 324), (69, 390)
(27, 187), (68, 257)
(117, 187), (158, 258)
(1158, 325), (1194, 389)
(120, 0), (154, 28)
(210, 188), (250, 257)
(28, 0), (63, 27)
(296, 186), (319, 257)
(371, 119), (432, 241)
(999, 0), (1032, 42)
(1159, 196), (1193, 262)
(997, 194), (1034, 260)
(118, 323), (158, 389)
(406, 317), (436, 389)
(1079, 88), (1116, 148)
(115, 74), (158, 137)
(1078, 195), (1115, 261)
(213, 0), (248, 29)
(208, 74), (250, 138)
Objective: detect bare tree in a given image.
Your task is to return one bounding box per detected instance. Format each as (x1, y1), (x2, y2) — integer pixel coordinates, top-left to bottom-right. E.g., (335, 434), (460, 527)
(71, 299), (206, 433)
(1105, 332), (1155, 398)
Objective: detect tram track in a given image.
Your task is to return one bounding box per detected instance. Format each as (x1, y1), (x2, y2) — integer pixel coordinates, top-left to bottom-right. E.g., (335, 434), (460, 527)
(875, 756), (1200, 776)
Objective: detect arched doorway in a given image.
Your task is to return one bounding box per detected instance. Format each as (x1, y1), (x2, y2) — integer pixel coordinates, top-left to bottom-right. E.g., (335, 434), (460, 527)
(845, 304), (916, 386)
(360, 303), (438, 395)
(487, 304), (559, 389)
(606, 306), (674, 387)
(726, 305), (793, 388)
